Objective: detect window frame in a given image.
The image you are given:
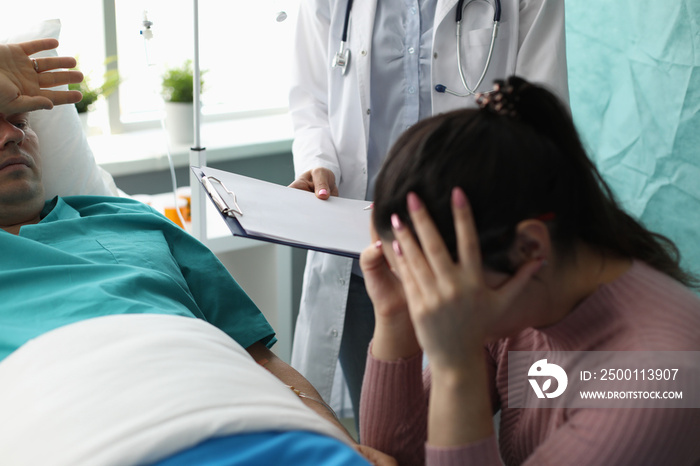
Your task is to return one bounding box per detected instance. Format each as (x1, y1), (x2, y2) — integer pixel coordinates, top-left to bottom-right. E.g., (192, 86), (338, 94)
(101, 0), (294, 135)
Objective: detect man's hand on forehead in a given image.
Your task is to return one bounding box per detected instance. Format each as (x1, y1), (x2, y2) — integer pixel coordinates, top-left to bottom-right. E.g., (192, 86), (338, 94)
(0, 40), (83, 115)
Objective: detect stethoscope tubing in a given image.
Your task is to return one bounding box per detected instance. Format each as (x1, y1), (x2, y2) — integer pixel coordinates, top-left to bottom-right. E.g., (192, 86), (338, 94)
(455, 19), (499, 95)
(451, 0), (501, 96)
(456, 0), (501, 22)
(341, 0), (354, 42)
(333, 0), (502, 97)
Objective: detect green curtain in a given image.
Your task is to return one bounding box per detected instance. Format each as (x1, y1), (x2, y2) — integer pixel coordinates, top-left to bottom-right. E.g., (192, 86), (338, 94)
(566, 0), (700, 281)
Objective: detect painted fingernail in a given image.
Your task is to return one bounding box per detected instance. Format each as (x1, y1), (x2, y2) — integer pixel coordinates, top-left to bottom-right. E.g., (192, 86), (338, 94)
(374, 240), (382, 249)
(407, 192), (422, 212)
(391, 213), (403, 231)
(392, 240), (403, 257)
(452, 187), (468, 208)
(318, 189), (328, 197)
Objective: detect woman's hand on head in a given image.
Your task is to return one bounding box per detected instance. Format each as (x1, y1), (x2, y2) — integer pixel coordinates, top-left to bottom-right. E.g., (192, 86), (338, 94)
(288, 167), (339, 199)
(389, 188), (544, 370)
(0, 39), (83, 114)
(360, 222), (420, 360)
(360, 222), (408, 321)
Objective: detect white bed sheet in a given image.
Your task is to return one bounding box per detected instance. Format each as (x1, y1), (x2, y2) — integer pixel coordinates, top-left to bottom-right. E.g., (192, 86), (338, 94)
(0, 314), (349, 466)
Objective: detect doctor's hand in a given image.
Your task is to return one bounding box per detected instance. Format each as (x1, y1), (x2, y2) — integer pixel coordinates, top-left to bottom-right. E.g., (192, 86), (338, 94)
(288, 167), (339, 200)
(0, 39), (84, 114)
(389, 189), (543, 370)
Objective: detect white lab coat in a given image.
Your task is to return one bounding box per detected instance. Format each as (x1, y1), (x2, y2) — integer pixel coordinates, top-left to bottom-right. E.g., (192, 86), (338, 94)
(289, 0), (569, 402)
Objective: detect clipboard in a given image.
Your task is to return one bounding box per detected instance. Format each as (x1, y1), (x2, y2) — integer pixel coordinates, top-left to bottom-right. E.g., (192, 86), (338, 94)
(192, 166), (372, 259)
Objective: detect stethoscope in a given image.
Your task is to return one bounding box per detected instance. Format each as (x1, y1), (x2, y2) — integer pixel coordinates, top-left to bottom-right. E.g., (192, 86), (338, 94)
(331, 0), (354, 74)
(332, 0), (501, 97)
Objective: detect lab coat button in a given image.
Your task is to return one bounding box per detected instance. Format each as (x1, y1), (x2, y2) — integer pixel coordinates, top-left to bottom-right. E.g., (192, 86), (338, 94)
(362, 167), (367, 174)
(332, 329), (339, 337)
(408, 47), (415, 54)
(339, 278), (345, 285)
(408, 86), (416, 94)
(361, 50), (367, 56)
(366, 109), (371, 115)
(434, 52), (438, 59)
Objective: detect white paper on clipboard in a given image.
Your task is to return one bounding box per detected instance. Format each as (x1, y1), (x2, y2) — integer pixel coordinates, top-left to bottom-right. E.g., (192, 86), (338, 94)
(193, 166), (372, 258)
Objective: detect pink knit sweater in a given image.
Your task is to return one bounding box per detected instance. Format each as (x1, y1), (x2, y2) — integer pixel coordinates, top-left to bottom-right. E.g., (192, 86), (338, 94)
(360, 261), (700, 465)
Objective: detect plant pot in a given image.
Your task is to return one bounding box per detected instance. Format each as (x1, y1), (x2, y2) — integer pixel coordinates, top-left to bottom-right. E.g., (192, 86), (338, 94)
(164, 101), (194, 146)
(78, 110), (103, 137)
(78, 112), (89, 133)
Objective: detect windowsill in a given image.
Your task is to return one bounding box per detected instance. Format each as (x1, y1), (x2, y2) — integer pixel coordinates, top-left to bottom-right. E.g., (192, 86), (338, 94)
(88, 113), (294, 177)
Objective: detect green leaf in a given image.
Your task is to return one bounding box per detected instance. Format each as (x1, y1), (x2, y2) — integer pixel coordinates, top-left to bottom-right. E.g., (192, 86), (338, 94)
(161, 60), (206, 103)
(70, 55), (122, 113)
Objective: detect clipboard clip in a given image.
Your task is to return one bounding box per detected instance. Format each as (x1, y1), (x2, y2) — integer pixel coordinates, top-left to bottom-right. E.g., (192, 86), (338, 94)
(201, 175), (243, 217)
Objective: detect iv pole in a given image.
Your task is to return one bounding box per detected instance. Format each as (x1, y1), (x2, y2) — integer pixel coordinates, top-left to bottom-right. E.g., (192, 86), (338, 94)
(189, 0), (207, 241)
(187, 0), (287, 241)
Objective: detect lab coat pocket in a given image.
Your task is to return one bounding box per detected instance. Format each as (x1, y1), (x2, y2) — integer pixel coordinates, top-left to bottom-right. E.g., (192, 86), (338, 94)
(460, 21), (513, 93)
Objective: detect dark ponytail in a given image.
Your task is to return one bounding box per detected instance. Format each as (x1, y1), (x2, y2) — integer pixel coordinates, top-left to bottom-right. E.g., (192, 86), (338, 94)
(373, 77), (698, 289)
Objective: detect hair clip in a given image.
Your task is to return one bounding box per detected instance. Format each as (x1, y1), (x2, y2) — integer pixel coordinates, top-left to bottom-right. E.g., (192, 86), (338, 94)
(534, 212), (556, 222)
(476, 80), (519, 118)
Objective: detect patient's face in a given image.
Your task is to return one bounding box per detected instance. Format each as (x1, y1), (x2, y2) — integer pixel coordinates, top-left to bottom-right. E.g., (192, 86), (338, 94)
(0, 112), (44, 219)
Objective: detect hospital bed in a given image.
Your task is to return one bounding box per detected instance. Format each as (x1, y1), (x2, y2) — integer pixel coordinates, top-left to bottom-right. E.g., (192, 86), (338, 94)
(0, 314), (360, 465)
(0, 20), (369, 466)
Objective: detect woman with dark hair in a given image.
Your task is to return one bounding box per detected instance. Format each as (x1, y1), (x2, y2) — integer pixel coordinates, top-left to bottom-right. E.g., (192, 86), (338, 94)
(358, 77), (700, 465)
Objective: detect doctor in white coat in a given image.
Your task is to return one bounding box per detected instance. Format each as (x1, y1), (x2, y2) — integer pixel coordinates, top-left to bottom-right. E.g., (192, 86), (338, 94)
(288, 0), (569, 421)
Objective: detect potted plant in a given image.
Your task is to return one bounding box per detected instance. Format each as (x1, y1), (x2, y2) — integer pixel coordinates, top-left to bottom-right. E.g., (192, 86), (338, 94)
(161, 60), (205, 146)
(69, 57), (120, 133)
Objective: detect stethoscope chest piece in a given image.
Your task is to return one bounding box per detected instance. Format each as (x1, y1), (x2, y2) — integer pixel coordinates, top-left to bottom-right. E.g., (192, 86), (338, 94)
(333, 42), (351, 75)
(333, 0), (354, 75)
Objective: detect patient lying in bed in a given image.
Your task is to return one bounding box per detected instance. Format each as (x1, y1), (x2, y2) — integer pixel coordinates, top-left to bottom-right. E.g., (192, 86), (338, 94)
(0, 40), (394, 466)
(0, 314), (357, 465)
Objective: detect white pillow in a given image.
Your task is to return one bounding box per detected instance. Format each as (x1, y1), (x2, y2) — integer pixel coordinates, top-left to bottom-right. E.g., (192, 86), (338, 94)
(0, 19), (119, 199)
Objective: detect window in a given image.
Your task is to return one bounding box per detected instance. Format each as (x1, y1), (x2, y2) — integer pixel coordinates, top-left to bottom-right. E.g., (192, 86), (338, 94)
(7, 0), (300, 134)
(114, 0), (299, 129)
(1, 2), (106, 85)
